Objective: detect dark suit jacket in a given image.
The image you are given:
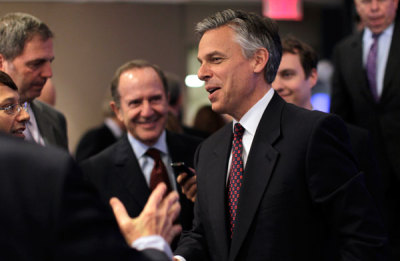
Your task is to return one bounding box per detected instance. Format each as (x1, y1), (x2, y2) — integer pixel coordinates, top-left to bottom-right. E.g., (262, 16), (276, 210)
(346, 123), (383, 210)
(0, 134), (169, 261)
(330, 19), (400, 185)
(175, 93), (387, 261)
(75, 123), (119, 162)
(31, 100), (68, 150)
(81, 131), (202, 233)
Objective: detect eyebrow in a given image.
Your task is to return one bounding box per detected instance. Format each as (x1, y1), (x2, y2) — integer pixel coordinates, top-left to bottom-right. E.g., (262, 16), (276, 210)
(0, 97), (17, 105)
(197, 51), (225, 63)
(26, 57), (55, 65)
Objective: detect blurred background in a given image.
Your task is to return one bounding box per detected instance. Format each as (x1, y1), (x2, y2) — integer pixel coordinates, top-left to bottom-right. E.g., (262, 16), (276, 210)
(0, 0), (357, 152)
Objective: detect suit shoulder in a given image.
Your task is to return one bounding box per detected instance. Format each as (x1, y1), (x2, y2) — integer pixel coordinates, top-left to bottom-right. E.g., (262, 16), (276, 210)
(33, 100), (66, 120)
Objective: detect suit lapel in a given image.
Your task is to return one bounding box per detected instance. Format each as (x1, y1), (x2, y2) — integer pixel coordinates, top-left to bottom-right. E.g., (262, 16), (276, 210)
(382, 20), (400, 102)
(206, 124), (232, 259)
(349, 33), (375, 102)
(114, 136), (150, 209)
(228, 93), (282, 261)
(31, 100), (56, 145)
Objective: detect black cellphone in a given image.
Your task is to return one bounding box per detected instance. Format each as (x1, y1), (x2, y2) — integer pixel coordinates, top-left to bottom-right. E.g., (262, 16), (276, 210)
(170, 162), (195, 178)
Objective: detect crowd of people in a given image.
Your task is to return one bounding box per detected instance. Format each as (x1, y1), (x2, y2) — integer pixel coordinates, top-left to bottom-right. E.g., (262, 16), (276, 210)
(0, 0), (399, 260)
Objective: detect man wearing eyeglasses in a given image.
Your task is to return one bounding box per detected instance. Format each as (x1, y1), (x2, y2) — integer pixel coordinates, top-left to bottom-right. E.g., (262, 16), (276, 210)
(0, 71), (29, 138)
(0, 13), (68, 150)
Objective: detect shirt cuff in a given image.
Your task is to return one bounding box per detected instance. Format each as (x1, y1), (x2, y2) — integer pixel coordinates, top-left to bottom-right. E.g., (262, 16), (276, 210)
(174, 255), (186, 261)
(131, 235), (173, 260)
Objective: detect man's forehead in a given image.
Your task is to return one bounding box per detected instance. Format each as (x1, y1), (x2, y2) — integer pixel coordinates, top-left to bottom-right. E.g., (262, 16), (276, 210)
(20, 36), (54, 59)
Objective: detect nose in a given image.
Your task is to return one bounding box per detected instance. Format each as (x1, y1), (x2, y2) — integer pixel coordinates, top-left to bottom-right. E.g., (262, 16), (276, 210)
(140, 100), (154, 118)
(16, 107), (30, 123)
(272, 77), (284, 93)
(41, 61), (53, 78)
(198, 63), (211, 82)
(370, 0), (379, 10)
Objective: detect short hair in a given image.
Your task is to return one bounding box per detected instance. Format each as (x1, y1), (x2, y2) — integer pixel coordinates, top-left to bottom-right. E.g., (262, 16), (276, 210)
(0, 12), (53, 61)
(110, 60), (168, 107)
(195, 9), (282, 84)
(281, 36), (318, 78)
(0, 71), (18, 91)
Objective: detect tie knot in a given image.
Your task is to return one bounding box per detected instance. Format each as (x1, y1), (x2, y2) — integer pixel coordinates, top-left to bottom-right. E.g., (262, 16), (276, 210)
(233, 123), (245, 138)
(372, 33), (381, 41)
(146, 148), (161, 161)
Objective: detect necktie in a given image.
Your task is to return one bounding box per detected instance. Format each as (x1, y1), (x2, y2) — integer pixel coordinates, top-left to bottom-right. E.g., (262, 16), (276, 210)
(227, 123), (245, 238)
(146, 148), (172, 193)
(366, 33), (380, 102)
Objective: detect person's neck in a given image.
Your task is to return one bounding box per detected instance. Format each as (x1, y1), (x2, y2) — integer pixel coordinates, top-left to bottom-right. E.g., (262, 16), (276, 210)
(232, 84), (270, 121)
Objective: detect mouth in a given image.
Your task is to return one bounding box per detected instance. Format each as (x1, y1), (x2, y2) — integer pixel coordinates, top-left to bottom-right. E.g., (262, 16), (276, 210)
(136, 116), (160, 128)
(12, 127), (26, 138)
(206, 86), (220, 95)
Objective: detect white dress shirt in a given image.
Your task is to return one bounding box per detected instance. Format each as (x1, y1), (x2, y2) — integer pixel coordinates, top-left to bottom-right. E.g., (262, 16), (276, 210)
(362, 23), (394, 98)
(127, 130), (178, 191)
(23, 103), (45, 146)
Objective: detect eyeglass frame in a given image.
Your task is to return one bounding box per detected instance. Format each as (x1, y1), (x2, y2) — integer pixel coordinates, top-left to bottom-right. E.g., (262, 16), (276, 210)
(0, 102), (28, 115)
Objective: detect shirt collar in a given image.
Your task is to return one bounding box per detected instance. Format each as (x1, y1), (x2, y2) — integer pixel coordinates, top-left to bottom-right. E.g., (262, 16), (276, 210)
(127, 130), (168, 159)
(232, 88), (274, 135)
(104, 117), (123, 138)
(364, 22), (394, 41)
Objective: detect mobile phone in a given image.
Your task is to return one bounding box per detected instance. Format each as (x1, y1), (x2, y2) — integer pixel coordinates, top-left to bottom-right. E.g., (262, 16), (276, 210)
(171, 162), (195, 178)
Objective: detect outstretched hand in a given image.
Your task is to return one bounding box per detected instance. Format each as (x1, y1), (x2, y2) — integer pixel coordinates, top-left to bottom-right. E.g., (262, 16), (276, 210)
(110, 183), (182, 245)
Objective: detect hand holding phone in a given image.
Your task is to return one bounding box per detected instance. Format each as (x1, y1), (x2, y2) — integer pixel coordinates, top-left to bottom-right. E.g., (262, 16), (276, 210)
(170, 162), (195, 177)
(172, 162), (197, 202)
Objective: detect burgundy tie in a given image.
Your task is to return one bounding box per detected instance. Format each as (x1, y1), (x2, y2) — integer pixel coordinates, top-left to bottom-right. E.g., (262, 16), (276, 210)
(366, 33), (380, 102)
(146, 148), (172, 193)
(227, 123), (245, 238)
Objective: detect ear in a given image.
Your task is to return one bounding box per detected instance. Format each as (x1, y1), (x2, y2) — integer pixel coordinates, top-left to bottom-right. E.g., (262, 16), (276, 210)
(308, 68), (318, 89)
(252, 48), (269, 74)
(110, 101), (123, 122)
(0, 54), (6, 70)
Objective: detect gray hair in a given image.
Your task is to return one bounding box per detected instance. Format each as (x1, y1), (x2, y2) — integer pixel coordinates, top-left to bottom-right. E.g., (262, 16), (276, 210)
(196, 9), (282, 84)
(0, 12), (53, 61)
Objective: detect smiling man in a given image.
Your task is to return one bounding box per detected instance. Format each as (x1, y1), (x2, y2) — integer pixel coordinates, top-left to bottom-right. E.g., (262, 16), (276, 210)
(331, 1), (400, 258)
(0, 13), (68, 149)
(81, 60), (202, 249)
(0, 71), (29, 138)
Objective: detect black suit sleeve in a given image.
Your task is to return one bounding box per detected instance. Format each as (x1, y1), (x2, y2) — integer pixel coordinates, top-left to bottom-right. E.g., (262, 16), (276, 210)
(307, 115), (387, 260)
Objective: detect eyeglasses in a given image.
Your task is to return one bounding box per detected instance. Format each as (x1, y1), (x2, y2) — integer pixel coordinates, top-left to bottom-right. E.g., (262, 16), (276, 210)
(0, 102), (28, 115)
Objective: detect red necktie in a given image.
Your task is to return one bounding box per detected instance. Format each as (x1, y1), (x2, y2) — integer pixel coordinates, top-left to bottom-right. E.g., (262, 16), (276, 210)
(146, 148), (172, 193)
(227, 123), (245, 238)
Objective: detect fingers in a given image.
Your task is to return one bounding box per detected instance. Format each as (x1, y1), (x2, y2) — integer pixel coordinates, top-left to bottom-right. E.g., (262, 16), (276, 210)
(177, 174), (197, 203)
(142, 183), (167, 213)
(110, 197), (130, 228)
(176, 173), (187, 184)
(166, 224), (182, 244)
(167, 196), (181, 224)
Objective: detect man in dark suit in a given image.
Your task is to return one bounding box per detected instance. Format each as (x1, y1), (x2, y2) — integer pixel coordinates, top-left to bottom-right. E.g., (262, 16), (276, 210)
(81, 60), (201, 243)
(0, 12), (68, 150)
(75, 101), (125, 162)
(174, 9), (387, 261)
(272, 36), (383, 211)
(330, 1), (400, 258)
(0, 133), (182, 261)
